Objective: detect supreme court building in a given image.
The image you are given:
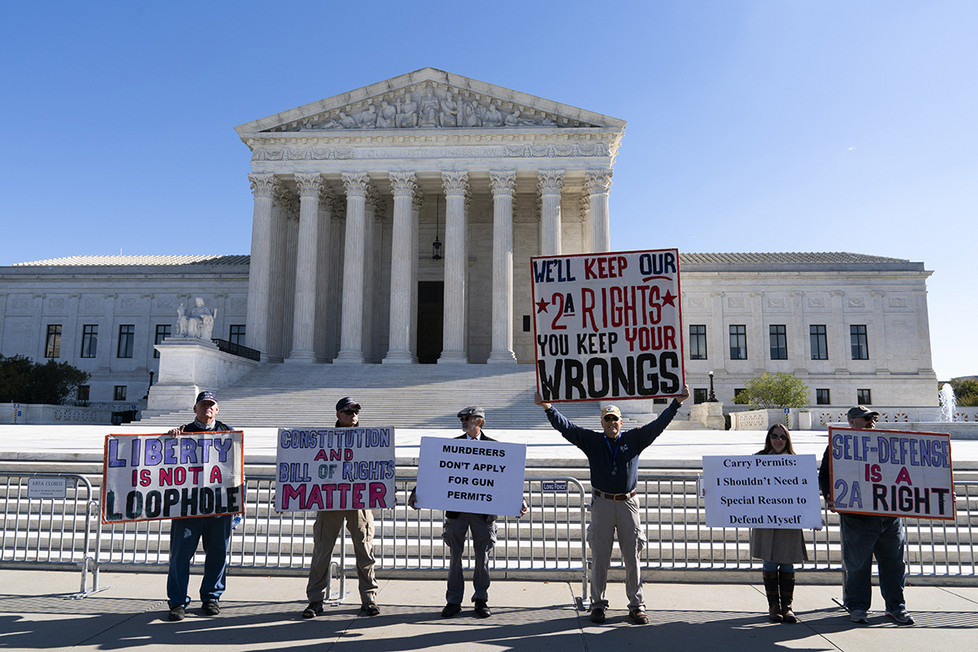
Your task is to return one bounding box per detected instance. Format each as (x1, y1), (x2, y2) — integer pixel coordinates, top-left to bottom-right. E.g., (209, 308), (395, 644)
(0, 69), (939, 414)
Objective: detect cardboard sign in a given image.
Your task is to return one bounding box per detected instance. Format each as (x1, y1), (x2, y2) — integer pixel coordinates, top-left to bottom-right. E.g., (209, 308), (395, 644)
(703, 454), (822, 528)
(275, 427), (395, 512)
(102, 431), (244, 523)
(828, 427), (954, 520)
(531, 249), (684, 402)
(415, 436), (527, 517)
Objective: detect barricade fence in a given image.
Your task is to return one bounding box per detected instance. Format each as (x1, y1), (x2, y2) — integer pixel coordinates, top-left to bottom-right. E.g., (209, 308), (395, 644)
(2, 473), (975, 598)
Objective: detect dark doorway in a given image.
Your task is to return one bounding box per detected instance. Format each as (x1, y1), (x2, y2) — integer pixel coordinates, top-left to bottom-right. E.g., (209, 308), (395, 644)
(416, 281), (444, 364)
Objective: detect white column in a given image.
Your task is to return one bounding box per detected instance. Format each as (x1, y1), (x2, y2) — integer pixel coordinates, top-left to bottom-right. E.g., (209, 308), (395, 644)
(266, 187), (294, 362)
(335, 173), (370, 363)
(362, 189), (380, 361)
(287, 173), (323, 362)
(245, 173), (276, 356)
(439, 171), (469, 363)
(585, 170), (613, 253)
(384, 172), (417, 363)
(488, 171), (517, 364)
(409, 189), (423, 361)
(538, 170), (564, 255)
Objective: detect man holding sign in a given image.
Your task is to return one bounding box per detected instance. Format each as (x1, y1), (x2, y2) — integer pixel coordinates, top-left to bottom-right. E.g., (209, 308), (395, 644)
(535, 385), (690, 625)
(409, 406), (528, 619)
(818, 406), (914, 626)
(164, 391), (234, 622)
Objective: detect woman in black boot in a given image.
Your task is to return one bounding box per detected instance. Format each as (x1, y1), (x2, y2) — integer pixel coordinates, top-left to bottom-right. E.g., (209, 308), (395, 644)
(750, 424), (808, 623)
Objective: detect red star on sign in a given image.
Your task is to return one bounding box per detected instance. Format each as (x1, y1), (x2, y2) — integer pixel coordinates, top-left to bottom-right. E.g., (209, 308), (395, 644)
(535, 298), (550, 313)
(661, 289), (677, 307)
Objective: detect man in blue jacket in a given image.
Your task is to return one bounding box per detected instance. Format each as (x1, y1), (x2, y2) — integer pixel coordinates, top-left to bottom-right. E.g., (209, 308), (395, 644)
(535, 386), (689, 625)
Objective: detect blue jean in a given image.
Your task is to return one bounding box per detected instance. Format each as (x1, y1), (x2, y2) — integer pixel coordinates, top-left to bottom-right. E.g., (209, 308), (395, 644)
(762, 561), (794, 573)
(839, 514), (906, 612)
(167, 515), (233, 608)
(443, 513), (496, 604)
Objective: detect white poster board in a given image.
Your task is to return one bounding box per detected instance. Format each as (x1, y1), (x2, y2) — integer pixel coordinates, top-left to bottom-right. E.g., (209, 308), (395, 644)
(102, 431), (244, 523)
(702, 454), (821, 528)
(275, 426), (395, 512)
(531, 249), (685, 403)
(827, 427), (954, 520)
(415, 437), (527, 517)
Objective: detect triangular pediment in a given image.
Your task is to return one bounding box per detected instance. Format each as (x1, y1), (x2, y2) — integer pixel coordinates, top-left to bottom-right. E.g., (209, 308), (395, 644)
(235, 68), (625, 135)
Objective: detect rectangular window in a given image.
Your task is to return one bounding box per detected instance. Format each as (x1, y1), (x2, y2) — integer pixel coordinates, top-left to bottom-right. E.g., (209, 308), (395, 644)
(117, 324), (134, 358)
(734, 388), (745, 400)
(80, 325), (98, 358)
(689, 324), (707, 360)
(769, 324), (788, 360)
(850, 324), (869, 360)
(114, 385), (127, 401)
(693, 388), (708, 404)
(810, 325), (828, 360)
(522, 316), (531, 333)
(44, 324), (62, 358)
(154, 324), (171, 358)
(729, 325), (747, 360)
(77, 385), (90, 402)
(229, 324), (246, 347)
(816, 388), (831, 405)
(857, 389), (872, 405)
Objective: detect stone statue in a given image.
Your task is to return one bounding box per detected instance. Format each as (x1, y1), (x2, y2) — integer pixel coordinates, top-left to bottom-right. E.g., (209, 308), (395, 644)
(398, 93), (418, 128)
(338, 111), (357, 129)
(461, 99), (481, 127)
(439, 91), (458, 127)
(175, 297), (216, 340)
(419, 83), (439, 127)
(356, 104), (377, 128)
(376, 100), (397, 128)
(483, 102), (503, 127)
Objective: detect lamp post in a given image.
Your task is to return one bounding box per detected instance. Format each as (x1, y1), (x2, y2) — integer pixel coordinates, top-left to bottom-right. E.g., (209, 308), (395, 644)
(144, 370), (155, 400)
(708, 370), (717, 402)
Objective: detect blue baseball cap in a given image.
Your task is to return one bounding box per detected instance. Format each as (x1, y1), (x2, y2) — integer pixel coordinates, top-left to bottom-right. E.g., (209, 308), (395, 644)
(195, 391), (218, 405)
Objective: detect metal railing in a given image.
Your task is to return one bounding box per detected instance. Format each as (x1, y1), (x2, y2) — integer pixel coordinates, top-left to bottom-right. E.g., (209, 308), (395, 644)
(2, 472), (975, 600)
(0, 473), (102, 597)
(211, 338), (261, 361)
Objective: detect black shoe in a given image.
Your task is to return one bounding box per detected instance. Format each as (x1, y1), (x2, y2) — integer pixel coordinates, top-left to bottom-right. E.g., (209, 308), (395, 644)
(589, 607), (606, 623)
(474, 600), (491, 618)
(168, 605), (186, 621)
(441, 603), (462, 618)
(302, 601), (324, 619)
(202, 600), (220, 616)
(362, 603), (380, 617)
(628, 608), (649, 625)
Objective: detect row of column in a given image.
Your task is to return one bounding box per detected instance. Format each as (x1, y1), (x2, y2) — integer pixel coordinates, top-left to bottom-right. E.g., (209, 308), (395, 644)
(245, 169), (613, 364)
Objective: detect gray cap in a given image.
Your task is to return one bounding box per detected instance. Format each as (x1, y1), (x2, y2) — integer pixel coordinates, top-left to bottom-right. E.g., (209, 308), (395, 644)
(457, 406), (485, 419)
(847, 405), (880, 419)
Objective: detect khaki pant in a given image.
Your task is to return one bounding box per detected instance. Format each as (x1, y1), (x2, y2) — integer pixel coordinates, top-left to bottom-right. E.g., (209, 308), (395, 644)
(305, 510), (378, 605)
(588, 494), (646, 610)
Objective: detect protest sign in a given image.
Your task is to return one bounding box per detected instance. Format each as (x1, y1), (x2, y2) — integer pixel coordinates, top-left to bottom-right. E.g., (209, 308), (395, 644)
(415, 437), (527, 518)
(275, 426), (395, 512)
(102, 431), (244, 524)
(531, 248), (684, 402)
(827, 427), (954, 520)
(702, 454), (821, 528)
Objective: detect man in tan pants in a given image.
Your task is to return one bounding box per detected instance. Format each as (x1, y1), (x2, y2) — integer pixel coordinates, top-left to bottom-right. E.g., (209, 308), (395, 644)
(302, 396), (379, 618)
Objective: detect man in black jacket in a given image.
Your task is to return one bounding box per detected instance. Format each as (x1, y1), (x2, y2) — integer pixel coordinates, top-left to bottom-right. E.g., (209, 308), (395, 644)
(165, 391), (235, 621)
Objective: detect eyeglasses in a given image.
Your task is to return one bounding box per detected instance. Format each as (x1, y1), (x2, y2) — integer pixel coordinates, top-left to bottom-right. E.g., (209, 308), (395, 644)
(460, 415), (478, 422)
(341, 409), (359, 416)
(603, 415), (620, 422)
(771, 434), (788, 441)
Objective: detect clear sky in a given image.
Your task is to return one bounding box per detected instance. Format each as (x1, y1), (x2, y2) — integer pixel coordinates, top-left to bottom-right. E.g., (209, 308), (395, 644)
(1, 1), (975, 381)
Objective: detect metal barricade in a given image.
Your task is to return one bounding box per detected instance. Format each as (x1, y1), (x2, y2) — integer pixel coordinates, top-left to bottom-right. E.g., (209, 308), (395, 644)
(0, 472), (101, 597)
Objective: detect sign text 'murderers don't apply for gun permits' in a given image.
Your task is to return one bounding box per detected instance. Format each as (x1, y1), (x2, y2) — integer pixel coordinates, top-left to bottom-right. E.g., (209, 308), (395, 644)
(531, 248), (685, 402)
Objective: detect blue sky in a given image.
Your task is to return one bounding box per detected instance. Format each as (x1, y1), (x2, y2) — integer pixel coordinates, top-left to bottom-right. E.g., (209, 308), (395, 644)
(1, 1), (975, 380)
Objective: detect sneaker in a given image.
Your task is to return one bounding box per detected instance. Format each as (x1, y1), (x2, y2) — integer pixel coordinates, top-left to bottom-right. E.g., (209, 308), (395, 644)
(849, 609), (869, 624)
(168, 605), (186, 621)
(474, 600), (491, 618)
(302, 601), (324, 619)
(441, 602), (462, 618)
(362, 603), (381, 617)
(885, 609), (915, 626)
(589, 607), (606, 623)
(628, 608), (650, 625)
(202, 600), (220, 616)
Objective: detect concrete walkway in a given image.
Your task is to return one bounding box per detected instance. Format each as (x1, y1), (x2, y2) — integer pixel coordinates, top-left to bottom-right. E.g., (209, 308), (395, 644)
(1, 569), (977, 651)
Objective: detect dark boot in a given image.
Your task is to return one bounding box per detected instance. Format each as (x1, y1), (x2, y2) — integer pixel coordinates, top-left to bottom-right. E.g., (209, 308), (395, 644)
(763, 571), (783, 622)
(779, 571), (797, 623)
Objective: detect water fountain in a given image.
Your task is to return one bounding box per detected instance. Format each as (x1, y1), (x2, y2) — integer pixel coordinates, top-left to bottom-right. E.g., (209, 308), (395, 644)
(939, 383), (957, 422)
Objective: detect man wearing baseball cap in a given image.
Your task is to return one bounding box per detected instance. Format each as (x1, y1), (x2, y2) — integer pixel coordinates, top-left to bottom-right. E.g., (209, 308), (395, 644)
(164, 391), (234, 621)
(818, 406), (914, 626)
(302, 396), (380, 618)
(408, 405), (527, 619)
(535, 386), (690, 625)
